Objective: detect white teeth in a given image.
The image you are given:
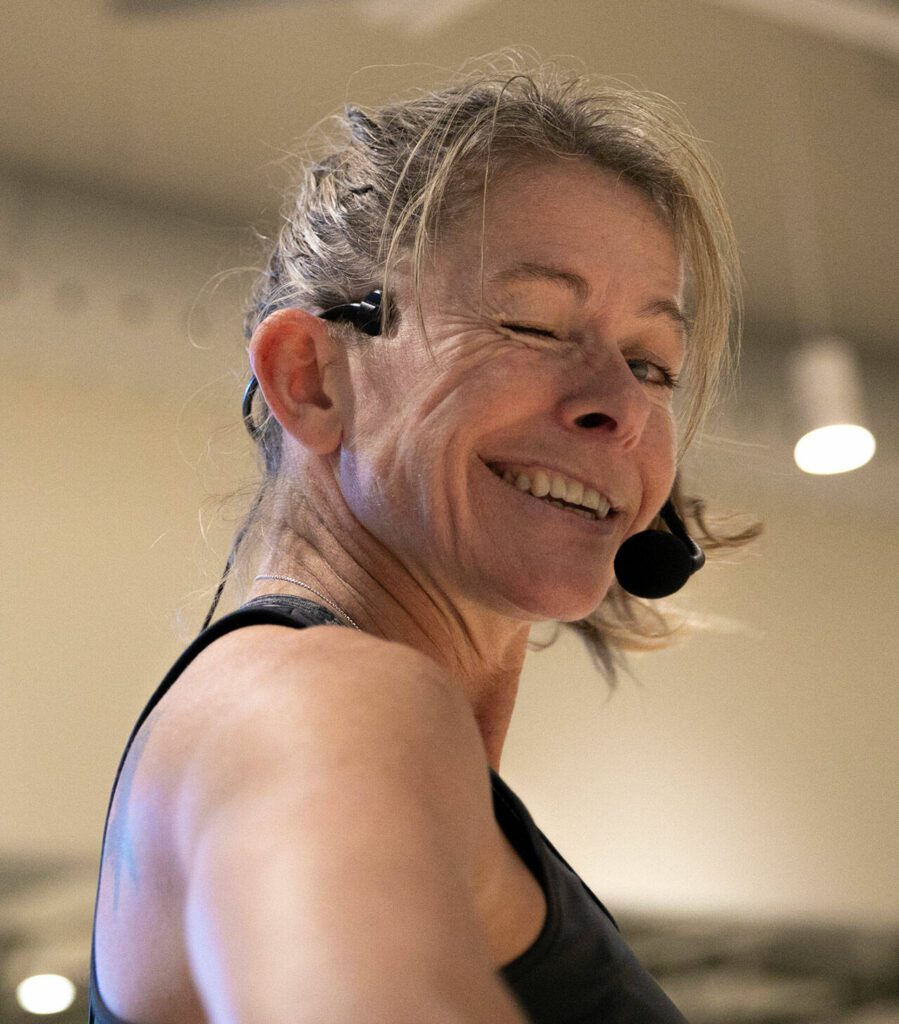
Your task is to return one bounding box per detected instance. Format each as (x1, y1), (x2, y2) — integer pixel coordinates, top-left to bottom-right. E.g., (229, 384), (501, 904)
(565, 478), (585, 506)
(490, 463), (613, 518)
(531, 470), (551, 498)
(584, 488), (611, 518)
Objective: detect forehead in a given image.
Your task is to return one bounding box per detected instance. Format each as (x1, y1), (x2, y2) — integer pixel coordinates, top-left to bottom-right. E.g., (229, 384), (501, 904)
(439, 159), (682, 298)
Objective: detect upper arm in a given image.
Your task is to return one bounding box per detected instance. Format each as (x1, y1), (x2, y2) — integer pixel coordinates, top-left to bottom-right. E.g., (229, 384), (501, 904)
(172, 624), (494, 882)
(163, 624), (503, 1022)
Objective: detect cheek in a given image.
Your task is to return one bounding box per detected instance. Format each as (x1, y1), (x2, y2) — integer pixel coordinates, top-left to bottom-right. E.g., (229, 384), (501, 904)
(338, 394), (420, 520)
(346, 391), (458, 524)
(643, 410), (678, 504)
(659, 410), (678, 471)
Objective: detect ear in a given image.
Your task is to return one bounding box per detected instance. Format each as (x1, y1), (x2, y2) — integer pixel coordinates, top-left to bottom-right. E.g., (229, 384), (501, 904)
(247, 307), (346, 456)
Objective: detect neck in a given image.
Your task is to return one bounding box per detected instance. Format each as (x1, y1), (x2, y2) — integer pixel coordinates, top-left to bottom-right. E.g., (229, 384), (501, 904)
(246, 533), (532, 773)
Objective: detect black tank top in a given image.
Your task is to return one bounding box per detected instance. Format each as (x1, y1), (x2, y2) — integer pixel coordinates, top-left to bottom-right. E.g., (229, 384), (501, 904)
(89, 594), (688, 1023)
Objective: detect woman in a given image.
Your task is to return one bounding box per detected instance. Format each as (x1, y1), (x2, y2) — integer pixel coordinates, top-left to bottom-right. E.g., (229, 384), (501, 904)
(89, 50), (758, 1024)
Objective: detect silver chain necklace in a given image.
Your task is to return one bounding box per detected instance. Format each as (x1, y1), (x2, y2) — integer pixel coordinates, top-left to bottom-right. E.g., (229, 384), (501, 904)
(253, 574), (362, 631)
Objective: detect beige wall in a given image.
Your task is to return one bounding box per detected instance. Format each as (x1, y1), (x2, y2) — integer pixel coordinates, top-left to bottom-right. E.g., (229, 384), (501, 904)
(505, 435), (899, 927)
(2, 175), (896, 929)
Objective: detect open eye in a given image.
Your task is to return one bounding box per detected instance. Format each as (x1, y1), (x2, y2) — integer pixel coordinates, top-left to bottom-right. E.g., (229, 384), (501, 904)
(628, 359), (680, 390)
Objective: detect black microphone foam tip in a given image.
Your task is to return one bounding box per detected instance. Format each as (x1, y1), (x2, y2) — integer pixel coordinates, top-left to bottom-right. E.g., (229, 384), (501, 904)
(614, 529), (694, 600)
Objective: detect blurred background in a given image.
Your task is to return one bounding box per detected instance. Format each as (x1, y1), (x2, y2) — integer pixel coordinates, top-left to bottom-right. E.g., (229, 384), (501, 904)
(1, 1), (897, 1022)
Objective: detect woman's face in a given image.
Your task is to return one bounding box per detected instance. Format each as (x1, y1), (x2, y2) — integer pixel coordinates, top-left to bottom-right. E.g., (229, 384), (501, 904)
(336, 159), (687, 623)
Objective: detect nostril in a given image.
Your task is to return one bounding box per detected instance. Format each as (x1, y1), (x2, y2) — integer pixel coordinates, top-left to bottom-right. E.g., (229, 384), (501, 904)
(576, 412), (614, 428)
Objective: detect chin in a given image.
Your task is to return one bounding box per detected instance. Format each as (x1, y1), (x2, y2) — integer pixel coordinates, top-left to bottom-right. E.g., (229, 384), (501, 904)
(501, 573), (615, 624)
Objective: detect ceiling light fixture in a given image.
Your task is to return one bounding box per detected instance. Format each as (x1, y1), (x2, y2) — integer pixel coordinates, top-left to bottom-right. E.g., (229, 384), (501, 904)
(765, 64), (879, 479)
(788, 336), (876, 475)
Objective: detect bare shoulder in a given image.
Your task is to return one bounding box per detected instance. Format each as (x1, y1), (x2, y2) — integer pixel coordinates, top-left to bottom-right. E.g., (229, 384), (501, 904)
(138, 622), (465, 786)
(135, 621), (498, 881)
(168, 621), (478, 766)
(95, 622), (509, 1024)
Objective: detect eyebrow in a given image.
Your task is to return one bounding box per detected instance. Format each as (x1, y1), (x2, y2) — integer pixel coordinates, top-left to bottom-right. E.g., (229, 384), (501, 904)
(489, 261), (691, 338)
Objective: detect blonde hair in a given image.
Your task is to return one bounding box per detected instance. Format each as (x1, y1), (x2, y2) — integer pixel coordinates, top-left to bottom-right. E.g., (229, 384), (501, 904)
(220, 47), (762, 687)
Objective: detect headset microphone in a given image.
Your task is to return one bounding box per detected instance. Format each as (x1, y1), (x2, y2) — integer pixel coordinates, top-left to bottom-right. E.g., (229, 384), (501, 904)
(613, 499), (705, 599)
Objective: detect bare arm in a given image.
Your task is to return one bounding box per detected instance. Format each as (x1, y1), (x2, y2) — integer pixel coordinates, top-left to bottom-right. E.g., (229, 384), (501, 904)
(170, 625), (530, 1024)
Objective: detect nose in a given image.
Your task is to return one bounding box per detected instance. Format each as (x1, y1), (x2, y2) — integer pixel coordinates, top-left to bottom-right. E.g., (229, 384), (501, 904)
(562, 352), (652, 451)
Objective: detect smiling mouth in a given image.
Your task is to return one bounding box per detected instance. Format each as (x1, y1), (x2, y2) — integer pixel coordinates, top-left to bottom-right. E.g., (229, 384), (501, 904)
(483, 460), (619, 524)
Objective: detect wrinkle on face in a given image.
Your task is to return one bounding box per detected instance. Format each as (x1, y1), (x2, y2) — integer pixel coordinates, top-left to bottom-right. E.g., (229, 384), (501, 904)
(263, 158), (688, 762)
(327, 158), (688, 630)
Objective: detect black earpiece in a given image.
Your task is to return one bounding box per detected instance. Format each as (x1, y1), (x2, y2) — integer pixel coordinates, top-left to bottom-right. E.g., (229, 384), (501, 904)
(242, 290), (384, 442)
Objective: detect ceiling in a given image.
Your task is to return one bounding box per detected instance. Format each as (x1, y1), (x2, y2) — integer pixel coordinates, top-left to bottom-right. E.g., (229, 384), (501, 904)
(1, 0), (897, 363)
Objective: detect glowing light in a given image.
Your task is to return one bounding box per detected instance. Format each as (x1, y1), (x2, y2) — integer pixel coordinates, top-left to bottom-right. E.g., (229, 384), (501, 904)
(15, 974), (77, 1016)
(794, 424), (876, 475)
(789, 337), (876, 476)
